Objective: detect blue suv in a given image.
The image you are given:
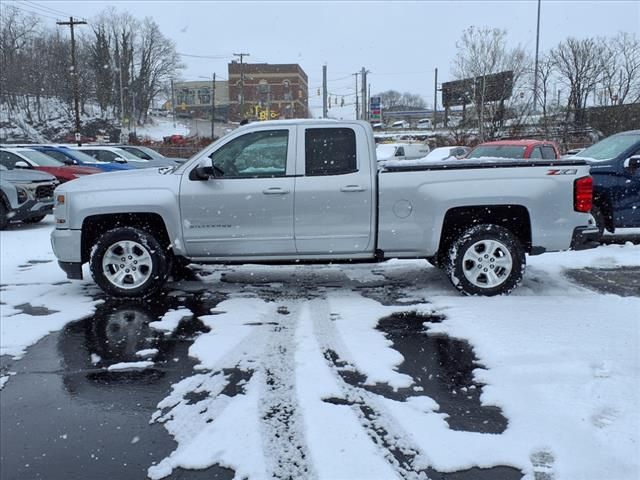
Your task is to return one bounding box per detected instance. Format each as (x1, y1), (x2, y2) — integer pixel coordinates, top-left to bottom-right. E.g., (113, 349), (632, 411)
(574, 130), (640, 234)
(32, 146), (133, 172)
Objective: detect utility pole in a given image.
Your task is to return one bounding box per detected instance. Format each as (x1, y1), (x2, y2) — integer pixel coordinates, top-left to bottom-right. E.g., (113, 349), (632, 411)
(433, 68), (438, 130)
(353, 72), (360, 120)
(361, 67), (368, 121)
(533, 0), (542, 112)
(171, 78), (176, 128)
(322, 65), (328, 118)
(211, 73), (216, 139)
(233, 52), (250, 120)
(57, 17), (87, 146)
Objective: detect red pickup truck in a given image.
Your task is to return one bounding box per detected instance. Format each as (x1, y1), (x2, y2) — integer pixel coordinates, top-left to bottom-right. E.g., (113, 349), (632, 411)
(466, 140), (561, 160)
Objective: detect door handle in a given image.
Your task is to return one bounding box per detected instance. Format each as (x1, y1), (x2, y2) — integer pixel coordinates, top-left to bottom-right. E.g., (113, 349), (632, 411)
(340, 185), (365, 192)
(262, 187), (290, 195)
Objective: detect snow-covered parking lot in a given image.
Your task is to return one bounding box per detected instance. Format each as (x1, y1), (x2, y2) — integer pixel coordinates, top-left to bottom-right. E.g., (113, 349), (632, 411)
(1, 217), (639, 480)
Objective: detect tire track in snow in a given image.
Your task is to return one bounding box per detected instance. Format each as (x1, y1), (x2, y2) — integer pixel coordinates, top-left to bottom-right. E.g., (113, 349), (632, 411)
(258, 304), (317, 480)
(308, 295), (430, 480)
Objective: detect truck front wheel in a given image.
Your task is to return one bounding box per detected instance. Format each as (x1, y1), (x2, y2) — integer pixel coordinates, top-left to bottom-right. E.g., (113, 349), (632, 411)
(90, 227), (169, 298)
(446, 224), (525, 296)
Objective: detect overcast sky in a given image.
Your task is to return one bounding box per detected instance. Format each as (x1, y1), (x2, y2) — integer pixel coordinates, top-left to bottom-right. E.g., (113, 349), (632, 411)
(10, 0), (640, 118)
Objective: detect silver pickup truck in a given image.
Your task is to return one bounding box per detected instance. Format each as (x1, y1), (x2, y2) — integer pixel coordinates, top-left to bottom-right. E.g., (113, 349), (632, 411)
(51, 120), (599, 297)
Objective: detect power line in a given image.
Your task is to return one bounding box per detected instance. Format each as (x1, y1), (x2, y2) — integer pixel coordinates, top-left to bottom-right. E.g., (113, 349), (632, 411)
(4, 3), (59, 21)
(19, 0), (77, 19)
(178, 52), (233, 60)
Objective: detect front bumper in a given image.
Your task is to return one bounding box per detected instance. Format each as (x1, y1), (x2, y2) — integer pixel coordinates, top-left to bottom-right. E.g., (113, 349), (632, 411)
(51, 228), (83, 279)
(10, 199), (53, 222)
(570, 226), (601, 250)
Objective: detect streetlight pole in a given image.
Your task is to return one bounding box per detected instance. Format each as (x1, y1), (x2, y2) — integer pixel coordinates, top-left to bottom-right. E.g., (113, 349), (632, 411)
(533, 0), (542, 112)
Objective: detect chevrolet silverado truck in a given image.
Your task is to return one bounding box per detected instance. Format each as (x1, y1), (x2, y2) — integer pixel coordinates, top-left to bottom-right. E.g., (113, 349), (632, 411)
(1, 164), (58, 229)
(51, 120), (599, 297)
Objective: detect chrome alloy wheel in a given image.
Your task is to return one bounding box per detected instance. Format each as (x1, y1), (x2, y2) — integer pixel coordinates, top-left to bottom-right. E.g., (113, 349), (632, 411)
(461, 239), (513, 289)
(101, 240), (153, 290)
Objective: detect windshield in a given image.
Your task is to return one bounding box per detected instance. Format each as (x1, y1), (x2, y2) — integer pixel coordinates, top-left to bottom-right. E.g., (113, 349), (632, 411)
(576, 133), (640, 162)
(19, 150), (65, 166)
(467, 145), (527, 159)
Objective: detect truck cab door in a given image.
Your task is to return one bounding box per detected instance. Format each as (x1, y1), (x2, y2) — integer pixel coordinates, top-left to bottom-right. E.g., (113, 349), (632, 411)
(180, 127), (296, 258)
(293, 125), (375, 255)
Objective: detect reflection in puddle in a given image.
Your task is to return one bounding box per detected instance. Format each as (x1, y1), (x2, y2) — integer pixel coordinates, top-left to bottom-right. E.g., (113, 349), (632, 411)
(0, 291), (235, 480)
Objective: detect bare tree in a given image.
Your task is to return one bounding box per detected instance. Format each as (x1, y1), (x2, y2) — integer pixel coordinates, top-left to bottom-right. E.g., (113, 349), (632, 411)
(550, 37), (605, 125)
(134, 17), (182, 123)
(452, 26), (530, 140)
(600, 32), (640, 105)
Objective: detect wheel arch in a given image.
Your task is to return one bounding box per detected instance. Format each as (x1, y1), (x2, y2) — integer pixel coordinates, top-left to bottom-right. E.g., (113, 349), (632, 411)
(438, 204), (532, 258)
(81, 212), (171, 264)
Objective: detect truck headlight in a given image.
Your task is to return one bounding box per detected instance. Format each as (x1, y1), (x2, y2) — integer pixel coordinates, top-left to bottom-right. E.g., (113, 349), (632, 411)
(16, 186), (29, 204)
(54, 193), (68, 225)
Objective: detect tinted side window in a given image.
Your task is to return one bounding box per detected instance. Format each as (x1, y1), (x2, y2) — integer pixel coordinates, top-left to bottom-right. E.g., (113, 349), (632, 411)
(529, 147), (543, 159)
(81, 150), (99, 160)
(0, 151), (23, 168)
(98, 151), (117, 162)
(395, 147), (405, 157)
(305, 128), (356, 176)
(541, 146), (557, 159)
(44, 150), (69, 162)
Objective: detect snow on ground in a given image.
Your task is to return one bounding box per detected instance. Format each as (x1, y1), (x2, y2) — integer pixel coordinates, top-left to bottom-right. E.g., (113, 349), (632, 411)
(135, 116), (189, 141)
(1, 217), (639, 479)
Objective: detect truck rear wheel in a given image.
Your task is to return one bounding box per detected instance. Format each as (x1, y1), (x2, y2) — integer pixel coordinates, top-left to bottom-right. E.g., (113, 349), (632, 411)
(446, 224), (525, 296)
(90, 227), (169, 298)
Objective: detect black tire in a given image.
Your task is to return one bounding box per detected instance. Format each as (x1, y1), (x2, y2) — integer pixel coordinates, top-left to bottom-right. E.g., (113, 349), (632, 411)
(446, 224), (525, 296)
(90, 227), (169, 298)
(23, 215), (46, 224)
(0, 202), (8, 230)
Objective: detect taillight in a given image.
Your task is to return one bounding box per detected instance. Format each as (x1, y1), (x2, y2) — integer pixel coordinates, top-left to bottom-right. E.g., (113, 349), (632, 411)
(574, 176), (593, 213)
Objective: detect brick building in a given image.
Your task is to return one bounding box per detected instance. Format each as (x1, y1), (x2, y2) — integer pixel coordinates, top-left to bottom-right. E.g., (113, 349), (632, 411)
(228, 62), (309, 121)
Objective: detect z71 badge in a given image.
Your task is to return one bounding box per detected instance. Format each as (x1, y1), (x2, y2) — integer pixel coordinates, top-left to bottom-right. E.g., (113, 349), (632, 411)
(547, 169), (578, 175)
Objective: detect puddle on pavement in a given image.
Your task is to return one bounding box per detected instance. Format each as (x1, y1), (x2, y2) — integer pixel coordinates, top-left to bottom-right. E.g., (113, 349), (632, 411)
(324, 311), (520, 480)
(12, 303), (59, 316)
(565, 266), (640, 297)
(0, 291), (235, 480)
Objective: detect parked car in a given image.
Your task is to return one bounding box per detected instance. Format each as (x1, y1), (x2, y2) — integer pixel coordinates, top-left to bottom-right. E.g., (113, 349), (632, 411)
(116, 145), (186, 164)
(572, 130), (640, 235)
(390, 120), (409, 129)
(71, 146), (179, 169)
(563, 147), (585, 157)
(51, 119), (598, 298)
(31, 146), (134, 172)
(421, 146), (470, 161)
(376, 143), (430, 161)
(0, 147), (102, 183)
(0, 164), (58, 228)
(466, 140), (561, 160)
(416, 118), (433, 130)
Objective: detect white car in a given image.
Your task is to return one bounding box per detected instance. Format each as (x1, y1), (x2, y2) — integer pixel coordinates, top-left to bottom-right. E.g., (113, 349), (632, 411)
(421, 146), (470, 161)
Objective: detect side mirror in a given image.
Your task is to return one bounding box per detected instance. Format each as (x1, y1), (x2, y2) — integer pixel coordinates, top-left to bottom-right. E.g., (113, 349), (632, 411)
(623, 155), (640, 170)
(193, 158), (215, 180)
(15, 160), (31, 169)
(114, 157), (128, 163)
(62, 158), (76, 165)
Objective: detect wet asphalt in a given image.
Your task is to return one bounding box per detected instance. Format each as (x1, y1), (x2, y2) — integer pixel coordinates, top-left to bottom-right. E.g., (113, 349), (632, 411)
(1, 235), (638, 480)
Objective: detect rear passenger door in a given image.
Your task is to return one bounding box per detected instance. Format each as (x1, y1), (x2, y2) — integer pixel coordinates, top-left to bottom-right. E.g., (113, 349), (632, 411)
(293, 125), (374, 255)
